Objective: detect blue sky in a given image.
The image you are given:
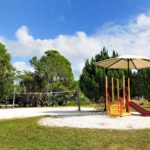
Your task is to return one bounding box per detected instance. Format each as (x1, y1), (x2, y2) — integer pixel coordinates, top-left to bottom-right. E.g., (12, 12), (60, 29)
(0, 0), (150, 38)
(0, 0), (150, 79)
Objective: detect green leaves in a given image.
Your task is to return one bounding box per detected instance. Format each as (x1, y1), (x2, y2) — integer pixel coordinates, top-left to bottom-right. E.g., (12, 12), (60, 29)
(0, 43), (14, 101)
(22, 50), (75, 93)
(79, 47), (122, 102)
(132, 68), (150, 101)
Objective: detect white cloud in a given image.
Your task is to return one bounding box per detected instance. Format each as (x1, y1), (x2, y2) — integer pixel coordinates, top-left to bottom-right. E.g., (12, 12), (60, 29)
(13, 62), (34, 72)
(72, 62), (85, 79)
(136, 13), (150, 27)
(0, 13), (150, 79)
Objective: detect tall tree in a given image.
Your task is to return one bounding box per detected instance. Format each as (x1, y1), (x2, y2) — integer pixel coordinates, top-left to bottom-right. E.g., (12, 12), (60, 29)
(141, 68), (150, 101)
(0, 43), (14, 102)
(80, 47), (109, 101)
(132, 68), (150, 101)
(28, 50), (74, 92)
(79, 47), (122, 102)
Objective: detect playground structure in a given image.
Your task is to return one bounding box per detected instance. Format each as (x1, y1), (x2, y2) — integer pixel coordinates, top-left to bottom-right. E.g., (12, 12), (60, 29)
(105, 75), (131, 116)
(95, 55), (150, 117)
(105, 75), (150, 116)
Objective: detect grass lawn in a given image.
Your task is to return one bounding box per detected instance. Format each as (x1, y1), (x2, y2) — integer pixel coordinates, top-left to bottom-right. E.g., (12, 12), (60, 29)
(142, 104), (150, 111)
(84, 103), (150, 111)
(0, 117), (150, 150)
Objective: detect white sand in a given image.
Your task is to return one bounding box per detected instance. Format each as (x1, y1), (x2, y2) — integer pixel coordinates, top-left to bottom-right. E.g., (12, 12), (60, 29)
(0, 107), (150, 129)
(39, 111), (150, 130)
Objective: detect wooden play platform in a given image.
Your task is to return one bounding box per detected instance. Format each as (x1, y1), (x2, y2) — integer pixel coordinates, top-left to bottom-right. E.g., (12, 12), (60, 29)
(105, 76), (131, 117)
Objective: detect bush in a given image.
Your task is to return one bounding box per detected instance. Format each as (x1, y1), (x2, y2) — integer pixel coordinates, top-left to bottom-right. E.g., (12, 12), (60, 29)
(42, 94), (68, 106)
(67, 97), (91, 106)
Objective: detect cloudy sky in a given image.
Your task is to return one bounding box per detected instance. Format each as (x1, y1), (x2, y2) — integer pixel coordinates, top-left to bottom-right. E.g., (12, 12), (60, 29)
(0, 0), (150, 79)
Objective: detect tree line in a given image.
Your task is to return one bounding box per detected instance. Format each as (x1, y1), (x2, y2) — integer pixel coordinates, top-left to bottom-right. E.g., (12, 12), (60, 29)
(0, 43), (77, 105)
(0, 42), (149, 105)
(79, 47), (150, 102)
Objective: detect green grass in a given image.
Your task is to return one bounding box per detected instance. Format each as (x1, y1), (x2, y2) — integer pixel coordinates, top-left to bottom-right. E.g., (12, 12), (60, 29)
(0, 117), (150, 150)
(83, 102), (150, 111)
(142, 104), (150, 111)
(67, 98), (91, 106)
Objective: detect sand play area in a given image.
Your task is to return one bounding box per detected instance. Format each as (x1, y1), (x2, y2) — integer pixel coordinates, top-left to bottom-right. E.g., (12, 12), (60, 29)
(0, 107), (150, 130)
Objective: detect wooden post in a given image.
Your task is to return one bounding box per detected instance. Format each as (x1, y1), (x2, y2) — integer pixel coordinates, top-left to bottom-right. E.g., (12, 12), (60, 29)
(105, 76), (108, 113)
(117, 79), (120, 114)
(112, 77), (114, 103)
(128, 78), (130, 112)
(123, 76), (125, 106)
(117, 79), (120, 102)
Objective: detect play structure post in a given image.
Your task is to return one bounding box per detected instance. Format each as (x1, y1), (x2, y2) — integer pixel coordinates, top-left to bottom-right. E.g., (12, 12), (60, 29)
(105, 76), (108, 113)
(128, 78), (130, 112)
(117, 79), (119, 103)
(104, 75), (133, 116)
(112, 77), (114, 103)
(123, 76), (125, 106)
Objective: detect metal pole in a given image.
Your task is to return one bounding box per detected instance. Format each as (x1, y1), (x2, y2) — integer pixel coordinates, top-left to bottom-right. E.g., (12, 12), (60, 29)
(127, 59), (130, 112)
(77, 91), (81, 111)
(13, 86), (16, 108)
(127, 59), (130, 77)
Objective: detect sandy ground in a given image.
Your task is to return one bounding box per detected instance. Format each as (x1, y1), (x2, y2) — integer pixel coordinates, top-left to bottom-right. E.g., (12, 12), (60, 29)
(0, 107), (91, 119)
(39, 111), (150, 130)
(0, 107), (150, 129)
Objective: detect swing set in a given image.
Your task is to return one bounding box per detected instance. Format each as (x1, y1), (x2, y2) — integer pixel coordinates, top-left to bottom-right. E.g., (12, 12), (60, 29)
(105, 75), (131, 116)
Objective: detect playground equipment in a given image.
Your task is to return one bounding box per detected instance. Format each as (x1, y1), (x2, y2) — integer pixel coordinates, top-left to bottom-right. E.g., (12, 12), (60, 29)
(96, 55), (150, 117)
(105, 76), (130, 116)
(94, 97), (105, 112)
(129, 101), (150, 116)
(105, 75), (150, 116)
